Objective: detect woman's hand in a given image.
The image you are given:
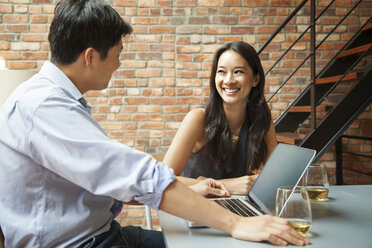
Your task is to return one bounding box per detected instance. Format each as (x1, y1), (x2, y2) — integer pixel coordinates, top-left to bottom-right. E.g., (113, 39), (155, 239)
(220, 175), (258, 195)
(189, 178), (231, 197)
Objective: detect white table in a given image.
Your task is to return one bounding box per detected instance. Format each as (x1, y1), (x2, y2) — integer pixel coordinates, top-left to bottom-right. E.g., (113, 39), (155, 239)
(159, 185), (372, 248)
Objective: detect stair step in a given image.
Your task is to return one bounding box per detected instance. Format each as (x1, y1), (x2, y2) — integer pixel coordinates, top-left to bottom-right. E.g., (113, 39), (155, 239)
(276, 132), (304, 145)
(287, 105), (328, 113)
(316, 71), (361, 84)
(337, 43), (372, 58)
(362, 23), (372, 31)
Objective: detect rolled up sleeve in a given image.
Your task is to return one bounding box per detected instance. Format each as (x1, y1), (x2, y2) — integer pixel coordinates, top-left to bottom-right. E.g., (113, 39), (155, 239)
(134, 161), (176, 209)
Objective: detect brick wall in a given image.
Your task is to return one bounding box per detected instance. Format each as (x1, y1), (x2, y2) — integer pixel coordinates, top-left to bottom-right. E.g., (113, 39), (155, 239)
(1, 0), (371, 229)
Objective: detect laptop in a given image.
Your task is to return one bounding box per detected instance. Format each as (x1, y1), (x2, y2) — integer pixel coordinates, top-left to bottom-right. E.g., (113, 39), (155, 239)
(186, 143), (316, 227)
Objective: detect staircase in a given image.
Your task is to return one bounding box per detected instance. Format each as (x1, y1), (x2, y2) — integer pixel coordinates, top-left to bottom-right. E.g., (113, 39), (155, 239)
(259, 0), (372, 162)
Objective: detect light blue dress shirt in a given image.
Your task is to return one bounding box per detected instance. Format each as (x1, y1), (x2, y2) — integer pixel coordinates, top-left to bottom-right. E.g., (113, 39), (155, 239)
(0, 62), (176, 248)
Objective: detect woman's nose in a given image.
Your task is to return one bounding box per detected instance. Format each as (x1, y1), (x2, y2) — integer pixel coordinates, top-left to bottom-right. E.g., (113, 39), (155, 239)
(223, 72), (235, 84)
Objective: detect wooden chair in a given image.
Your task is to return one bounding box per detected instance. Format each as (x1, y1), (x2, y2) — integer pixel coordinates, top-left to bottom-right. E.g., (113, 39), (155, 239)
(0, 69), (37, 107)
(0, 226), (4, 248)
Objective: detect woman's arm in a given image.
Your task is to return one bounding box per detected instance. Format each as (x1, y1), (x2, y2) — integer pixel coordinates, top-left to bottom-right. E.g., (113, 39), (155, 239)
(264, 119), (278, 163)
(218, 175), (258, 195)
(163, 108), (205, 175)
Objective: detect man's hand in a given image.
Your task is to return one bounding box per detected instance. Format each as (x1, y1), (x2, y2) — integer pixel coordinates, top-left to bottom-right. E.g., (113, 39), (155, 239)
(232, 215), (311, 246)
(189, 178), (231, 197)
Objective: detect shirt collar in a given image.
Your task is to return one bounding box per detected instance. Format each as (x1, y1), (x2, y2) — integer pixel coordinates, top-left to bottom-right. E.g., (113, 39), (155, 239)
(39, 61), (91, 110)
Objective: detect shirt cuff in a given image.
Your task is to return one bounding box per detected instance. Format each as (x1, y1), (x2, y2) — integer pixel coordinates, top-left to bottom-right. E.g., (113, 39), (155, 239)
(134, 162), (176, 210)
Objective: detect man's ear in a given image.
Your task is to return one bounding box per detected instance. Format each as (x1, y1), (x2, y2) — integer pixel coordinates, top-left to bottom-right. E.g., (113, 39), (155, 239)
(82, 47), (95, 69)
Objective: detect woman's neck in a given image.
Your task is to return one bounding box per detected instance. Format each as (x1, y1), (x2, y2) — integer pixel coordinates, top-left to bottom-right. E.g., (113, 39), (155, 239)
(224, 103), (247, 129)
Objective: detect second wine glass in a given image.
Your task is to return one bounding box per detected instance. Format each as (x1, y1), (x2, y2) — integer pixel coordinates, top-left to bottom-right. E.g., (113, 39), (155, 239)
(303, 164), (329, 201)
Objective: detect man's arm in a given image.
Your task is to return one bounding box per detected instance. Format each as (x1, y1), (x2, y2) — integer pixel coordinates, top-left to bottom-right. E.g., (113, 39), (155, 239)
(160, 179), (310, 246)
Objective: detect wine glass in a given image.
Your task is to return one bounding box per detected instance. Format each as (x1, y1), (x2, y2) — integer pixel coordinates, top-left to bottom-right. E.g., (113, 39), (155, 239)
(303, 164), (329, 201)
(275, 186), (312, 236)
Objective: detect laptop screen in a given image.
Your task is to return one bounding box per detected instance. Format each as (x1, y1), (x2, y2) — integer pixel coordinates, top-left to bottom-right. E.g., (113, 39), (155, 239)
(248, 143), (316, 215)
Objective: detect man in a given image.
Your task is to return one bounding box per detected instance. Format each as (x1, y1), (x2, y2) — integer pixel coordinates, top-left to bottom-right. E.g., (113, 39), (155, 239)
(0, 0), (310, 247)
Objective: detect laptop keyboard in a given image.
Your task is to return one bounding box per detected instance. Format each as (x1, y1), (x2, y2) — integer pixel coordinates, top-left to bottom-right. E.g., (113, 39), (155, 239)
(214, 198), (258, 217)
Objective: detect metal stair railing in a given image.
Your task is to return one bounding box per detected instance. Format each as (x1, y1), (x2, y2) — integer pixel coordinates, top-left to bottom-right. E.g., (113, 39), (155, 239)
(259, 0), (368, 132)
(335, 135), (372, 185)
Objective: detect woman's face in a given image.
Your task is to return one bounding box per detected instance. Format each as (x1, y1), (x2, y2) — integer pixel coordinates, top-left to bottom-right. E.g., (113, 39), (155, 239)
(215, 50), (259, 108)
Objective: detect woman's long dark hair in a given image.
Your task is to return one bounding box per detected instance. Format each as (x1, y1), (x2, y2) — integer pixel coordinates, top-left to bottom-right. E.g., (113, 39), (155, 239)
(204, 41), (272, 174)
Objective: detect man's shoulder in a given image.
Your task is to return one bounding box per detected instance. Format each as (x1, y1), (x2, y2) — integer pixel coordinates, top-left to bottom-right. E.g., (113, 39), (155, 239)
(7, 74), (67, 114)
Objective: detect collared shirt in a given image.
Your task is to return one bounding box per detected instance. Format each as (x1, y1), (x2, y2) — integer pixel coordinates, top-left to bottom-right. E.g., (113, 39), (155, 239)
(0, 62), (176, 248)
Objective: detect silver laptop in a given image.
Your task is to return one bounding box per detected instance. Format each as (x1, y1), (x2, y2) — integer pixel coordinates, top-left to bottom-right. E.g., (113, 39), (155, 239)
(187, 143), (316, 227)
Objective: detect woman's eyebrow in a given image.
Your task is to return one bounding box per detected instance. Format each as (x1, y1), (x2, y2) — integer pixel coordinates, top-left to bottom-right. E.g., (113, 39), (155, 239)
(217, 65), (245, 69)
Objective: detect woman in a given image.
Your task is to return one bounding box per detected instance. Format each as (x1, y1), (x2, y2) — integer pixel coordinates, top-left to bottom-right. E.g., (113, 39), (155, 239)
(164, 41), (277, 195)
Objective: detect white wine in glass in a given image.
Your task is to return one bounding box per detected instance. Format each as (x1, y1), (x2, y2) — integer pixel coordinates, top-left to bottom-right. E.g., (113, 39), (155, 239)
(275, 186), (312, 236)
(304, 164), (329, 201)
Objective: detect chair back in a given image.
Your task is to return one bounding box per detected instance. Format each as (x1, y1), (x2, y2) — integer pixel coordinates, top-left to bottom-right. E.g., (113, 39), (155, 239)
(0, 226), (4, 248)
(0, 69), (37, 107)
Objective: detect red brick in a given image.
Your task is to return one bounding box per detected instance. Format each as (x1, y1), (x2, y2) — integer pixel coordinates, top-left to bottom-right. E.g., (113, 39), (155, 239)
(239, 16), (264, 25)
(212, 16), (237, 25)
(149, 78), (175, 87)
(131, 17), (158, 25)
(20, 33), (47, 42)
(175, 0), (196, 6)
(0, 42), (10, 50)
(28, 5), (42, 14)
(269, 0), (291, 6)
(226, 0), (240, 6)
(0, 5), (12, 13)
(176, 97), (202, 105)
(138, 105), (162, 113)
(117, 114), (131, 121)
(177, 71), (198, 78)
(149, 115), (162, 121)
(92, 115), (105, 122)
(177, 54), (192, 61)
(137, 53), (162, 60)
(8, 61), (37, 69)
(150, 97), (175, 105)
(140, 122), (164, 130)
(242, 0), (267, 6)
(128, 44), (148, 52)
(22, 52), (48, 60)
(114, 0), (137, 6)
(132, 114), (148, 121)
(136, 69), (161, 78)
(164, 106), (189, 113)
(149, 44), (174, 52)
(32, 0), (52, 3)
(126, 97), (149, 105)
(6, 25), (28, 32)
(164, 88), (175, 96)
(198, 0), (224, 6)
(4, 15), (28, 23)
(30, 24), (48, 33)
(100, 122), (123, 130)
(149, 26), (175, 34)
(204, 26), (229, 34)
(188, 16), (210, 24)
(177, 26), (202, 34)
(31, 15), (48, 23)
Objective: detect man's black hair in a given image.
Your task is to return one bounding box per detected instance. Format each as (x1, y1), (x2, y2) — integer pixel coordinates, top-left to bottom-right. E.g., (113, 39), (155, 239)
(48, 0), (132, 65)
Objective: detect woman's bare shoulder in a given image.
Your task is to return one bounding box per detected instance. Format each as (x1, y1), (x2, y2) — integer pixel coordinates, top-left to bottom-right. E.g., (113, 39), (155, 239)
(185, 107), (206, 123)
